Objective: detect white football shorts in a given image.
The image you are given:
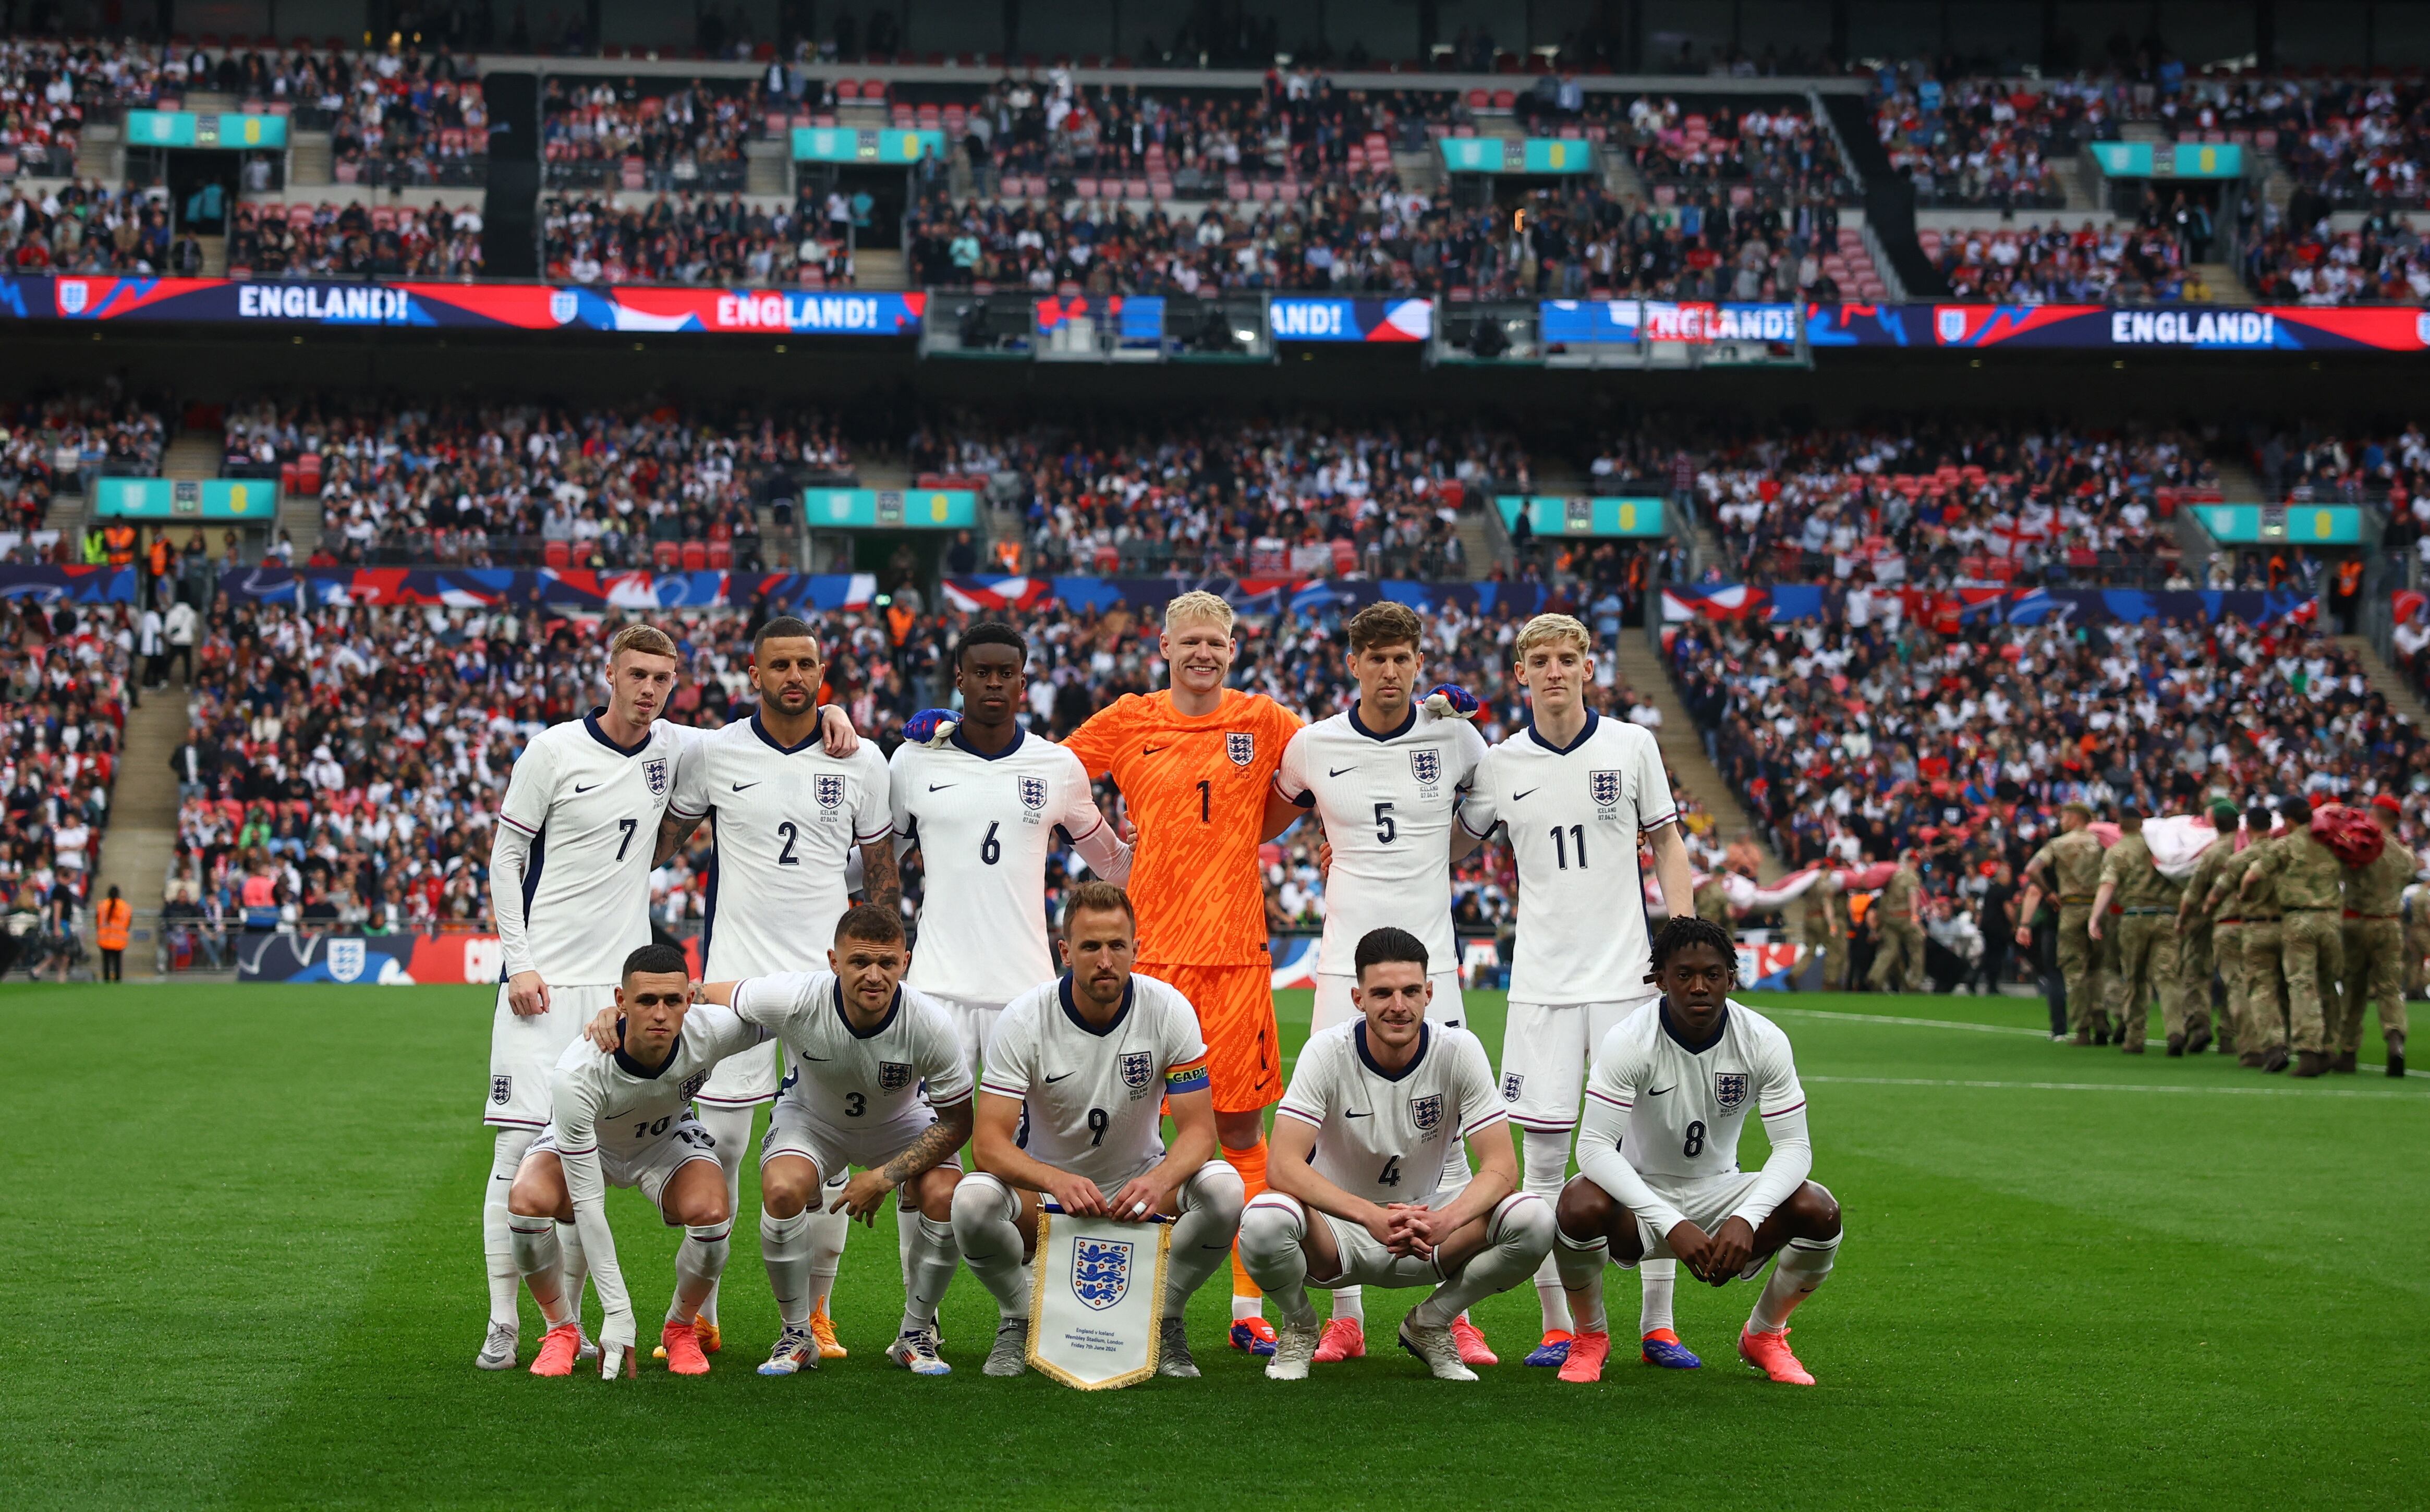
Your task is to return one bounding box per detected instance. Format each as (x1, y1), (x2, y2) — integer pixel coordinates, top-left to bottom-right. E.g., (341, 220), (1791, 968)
(760, 1096), (958, 1184)
(527, 1117), (723, 1214)
(1627, 1170), (1773, 1278)
(1499, 995), (1657, 1134)
(1310, 970), (1465, 1036)
(1253, 1189), (1544, 1289)
(485, 981), (619, 1129)
(928, 993), (1009, 1082)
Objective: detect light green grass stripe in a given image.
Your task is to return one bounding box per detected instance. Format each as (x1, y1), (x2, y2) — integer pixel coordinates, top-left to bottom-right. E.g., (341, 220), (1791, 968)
(1807, 1072), (2425, 1100)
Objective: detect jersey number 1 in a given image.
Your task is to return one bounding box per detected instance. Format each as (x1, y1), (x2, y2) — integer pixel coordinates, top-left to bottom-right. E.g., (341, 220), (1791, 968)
(1549, 823), (1587, 869)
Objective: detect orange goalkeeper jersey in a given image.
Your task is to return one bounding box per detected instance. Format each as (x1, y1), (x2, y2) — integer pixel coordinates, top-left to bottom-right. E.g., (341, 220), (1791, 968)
(1062, 688), (1303, 967)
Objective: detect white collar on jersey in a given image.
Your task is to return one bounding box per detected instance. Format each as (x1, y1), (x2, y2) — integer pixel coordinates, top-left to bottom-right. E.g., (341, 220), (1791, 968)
(1524, 709), (1600, 757)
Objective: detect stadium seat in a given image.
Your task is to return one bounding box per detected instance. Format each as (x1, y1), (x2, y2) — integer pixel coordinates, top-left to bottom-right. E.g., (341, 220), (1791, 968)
(653, 540), (681, 569)
(706, 540), (732, 569)
(681, 541), (709, 571)
(543, 540), (570, 569)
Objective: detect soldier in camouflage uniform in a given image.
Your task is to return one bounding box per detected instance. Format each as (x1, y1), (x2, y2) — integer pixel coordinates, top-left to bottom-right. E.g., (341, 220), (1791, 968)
(2015, 802), (2109, 1044)
(2089, 804), (2183, 1055)
(1795, 869), (1845, 991)
(2405, 881), (2430, 1003)
(2241, 795), (2344, 1079)
(1694, 871), (1733, 928)
(2336, 794), (2412, 1078)
(2206, 804), (2288, 1072)
(1868, 852), (1927, 994)
(2173, 799), (2245, 1056)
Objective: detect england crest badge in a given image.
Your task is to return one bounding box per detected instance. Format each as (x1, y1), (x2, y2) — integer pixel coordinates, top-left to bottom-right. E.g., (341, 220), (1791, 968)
(1409, 1093), (1444, 1133)
(815, 774), (845, 809)
(644, 758), (669, 796)
(1936, 306), (1969, 344)
(681, 1070), (711, 1101)
(1070, 1235), (1133, 1311)
(549, 287), (581, 325)
(326, 936), (366, 983)
(1120, 1051), (1155, 1091)
(1501, 1071), (1524, 1103)
(57, 279), (89, 315)
(878, 1060), (913, 1093)
(1714, 1071), (1748, 1111)
(491, 1075), (513, 1106)
(1589, 769), (1623, 808)
(1226, 731), (1255, 765)
(1018, 775), (1049, 811)
(1410, 747), (1442, 787)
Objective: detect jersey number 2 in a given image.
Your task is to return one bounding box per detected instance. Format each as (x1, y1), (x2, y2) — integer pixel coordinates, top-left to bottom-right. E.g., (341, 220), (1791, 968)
(776, 821), (800, 865)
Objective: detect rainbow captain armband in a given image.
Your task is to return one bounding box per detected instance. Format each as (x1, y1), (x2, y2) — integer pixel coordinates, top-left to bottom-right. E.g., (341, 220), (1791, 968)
(1164, 1059), (1211, 1094)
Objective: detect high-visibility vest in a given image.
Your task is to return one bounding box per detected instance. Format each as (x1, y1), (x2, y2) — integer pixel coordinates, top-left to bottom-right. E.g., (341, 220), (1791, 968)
(96, 896), (131, 951)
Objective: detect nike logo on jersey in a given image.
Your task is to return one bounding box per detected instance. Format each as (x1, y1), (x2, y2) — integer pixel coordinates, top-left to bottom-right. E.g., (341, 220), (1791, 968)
(1646, 1084), (1676, 1096)
(929, 783), (957, 791)
(1344, 1109), (1372, 1118)
(732, 781), (761, 791)
(575, 783), (600, 793)
(1143, 745), (1169, 755)
(1512, 788), (1539, 801)
(802, 1055), (833, 1062)
(1328, 766), (1357, 777)
(1044, 1071), (1074, 1083)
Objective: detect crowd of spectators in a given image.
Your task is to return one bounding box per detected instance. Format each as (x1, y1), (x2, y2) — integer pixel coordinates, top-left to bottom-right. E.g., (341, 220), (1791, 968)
(1622, 95), (1851, 201)
(226, 199), (484, 279)
(910, 410), (1524, 580)
(1874, 71), (2075, 208)
(1922, 210), (2206, 303)
(2242, 213), (2430, 306)
(542, 192), (855, 287)
(1, 394), (164, 539)
(542, 76), (760, 192)
(2251, 423), (2430, 508)
(2, 181), (174, 274)
(1623, 418), (2220, 590)
(217, 396), (858, 568)
(1669, 601), (2426, 986)
(0, 596), (130, 977)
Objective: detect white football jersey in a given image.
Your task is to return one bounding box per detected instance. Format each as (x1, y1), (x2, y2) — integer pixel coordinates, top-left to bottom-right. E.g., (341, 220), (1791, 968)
(496, 711), (693, 986)
(1274, 705), (1487, 976)
(1274, 1020), (1503, 1207)
(891, 730), (1110, 1004)
(1457, 712), (1676, 1005)
(669, 713), (892, 980)
(733, 970), (975, 1124)
(544, 1004), (770, 1175)
(1579, 997), (1805, 1185)
(979, 972), (1210, 1187)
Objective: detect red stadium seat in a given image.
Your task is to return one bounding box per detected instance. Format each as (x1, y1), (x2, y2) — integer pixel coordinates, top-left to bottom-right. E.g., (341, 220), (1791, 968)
(681, 541), (709, 571)
(653, 540), (681, 568)
(544, 540), (570, 569)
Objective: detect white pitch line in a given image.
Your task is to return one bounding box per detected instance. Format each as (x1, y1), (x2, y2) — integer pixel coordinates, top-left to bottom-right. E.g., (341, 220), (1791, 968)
(1805, 1074), (2423, 1101)
(1759, 1002), (2427, 1079)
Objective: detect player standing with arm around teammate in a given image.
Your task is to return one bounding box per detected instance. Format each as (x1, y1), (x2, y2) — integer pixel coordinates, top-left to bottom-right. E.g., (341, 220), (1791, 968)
(1241, 928), (1553, 1382)
(1549, 918), (1844, 1385)
(1270, 601), (1491, 1363)
(652, 616), (894, 1361)
(508, 944), (773, 1379)
(1453, 614), (1698, 1371)
(476, 623), (691, 1371)
(950, 883), (1245, 1378)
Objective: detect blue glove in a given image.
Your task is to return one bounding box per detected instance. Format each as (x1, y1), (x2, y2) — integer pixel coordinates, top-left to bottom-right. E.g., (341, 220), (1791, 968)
(903, 707), (960, 746)
(1423, 684), (1481, 719)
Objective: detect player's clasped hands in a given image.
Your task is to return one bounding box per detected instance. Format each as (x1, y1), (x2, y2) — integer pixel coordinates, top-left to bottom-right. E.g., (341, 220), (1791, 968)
(1668, 1215), (1759, 1286)
(1383, 1202), (1448, 1261)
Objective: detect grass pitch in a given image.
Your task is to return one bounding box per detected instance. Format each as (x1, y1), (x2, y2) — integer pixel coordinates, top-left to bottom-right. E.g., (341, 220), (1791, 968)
(3, 982), (2423, 1510)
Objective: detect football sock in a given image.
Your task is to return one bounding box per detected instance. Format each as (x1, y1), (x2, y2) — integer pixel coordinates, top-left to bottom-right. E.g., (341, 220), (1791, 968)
(1749, 1234), (1840, 1334)
(949, 1176), (1030, 1322)
(1551, 1225), (1610, 1335)
(806, 1173), (849, 1318)
(1331, 1286), (1365, 1324)
(1639, 1258), (1678, 1337)
(1522, 1125), (1574, 1332)
(1413, 1195), (1555, 1331)
(506, 1214), (574, 1328)
(1235, 1197), (1317, 1325)
(760, 1205), (815, 1327)
(670, 1222), (731, 1324)
(901, 1215), (959, 1336)
(1165, 1160), (1247, 1315)
(897, 1195), (921, 1284)
(484, 1128), (536, 1329)
(1220, 1138), (1268, 1306)
(691, 1102), (758, 1326)
(556, 1218), (590, 1326)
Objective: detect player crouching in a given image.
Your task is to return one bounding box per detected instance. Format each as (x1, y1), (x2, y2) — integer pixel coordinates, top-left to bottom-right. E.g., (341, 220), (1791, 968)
(1550, 918), (1842, 1386)
(950, 882), (1245, 1379)
(1241, 928), (1554, 1382)
(508, 944), (768, 1378)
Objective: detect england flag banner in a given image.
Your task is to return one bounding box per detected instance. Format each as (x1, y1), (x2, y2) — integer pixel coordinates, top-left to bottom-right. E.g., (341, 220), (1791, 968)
(1026, 1206), (1170, 1389)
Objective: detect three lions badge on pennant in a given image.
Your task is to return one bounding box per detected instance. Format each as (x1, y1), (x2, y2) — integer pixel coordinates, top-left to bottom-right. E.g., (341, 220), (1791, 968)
(1026, 1206), (1171, 1389)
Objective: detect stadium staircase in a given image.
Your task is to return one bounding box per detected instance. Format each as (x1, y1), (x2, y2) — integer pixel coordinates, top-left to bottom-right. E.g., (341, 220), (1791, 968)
(1452, 507), (1500, 581)
(744, 139), (789, 196)
(1613, 637), (1784, 880)
(288, 131), (334, 187)
(162, 432), (221, 484)
(1392, 147), (1441, 197)
(855, 246), (908, 289)
(74, 119), (118, 181)
(95, 685), (188, 955)
(2344, 636), (2430, 726)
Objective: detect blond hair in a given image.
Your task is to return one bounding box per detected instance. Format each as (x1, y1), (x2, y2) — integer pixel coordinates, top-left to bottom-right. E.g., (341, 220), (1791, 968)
(1162, 590), (1235, 635)
(608, 622), (679, 663)
(1347, 601), (1424, 655)
(1060, 880), (1138, 932)
(1513, 613), (1592, 663)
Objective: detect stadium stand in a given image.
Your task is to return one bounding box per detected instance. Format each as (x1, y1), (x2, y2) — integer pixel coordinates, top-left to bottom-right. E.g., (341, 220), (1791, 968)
(0, 595), (130, 977)
(225, 198), (484, 277)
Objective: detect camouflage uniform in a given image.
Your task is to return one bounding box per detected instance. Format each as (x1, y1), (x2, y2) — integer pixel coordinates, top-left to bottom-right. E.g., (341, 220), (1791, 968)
(2246, 830), (2345, 1056)
(2178, 835), (2238, 1049)
(1794, 872), (1846, 990)
(1868, 861), (1926, 993)
(2214, 844), (2285, 1058)
(2405, 882), (2430, 1002)
(2338, 839), (2414, 1060)
(2030, 828), (2109, 1040)
(2100, 832), (2184, 1050)
(1694, 875), (1733, 928)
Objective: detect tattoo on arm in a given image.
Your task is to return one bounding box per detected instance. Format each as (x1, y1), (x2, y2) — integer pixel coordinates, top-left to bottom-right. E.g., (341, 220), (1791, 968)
(881, 1103), (972, 1187)
(859, 837), (901, 910)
